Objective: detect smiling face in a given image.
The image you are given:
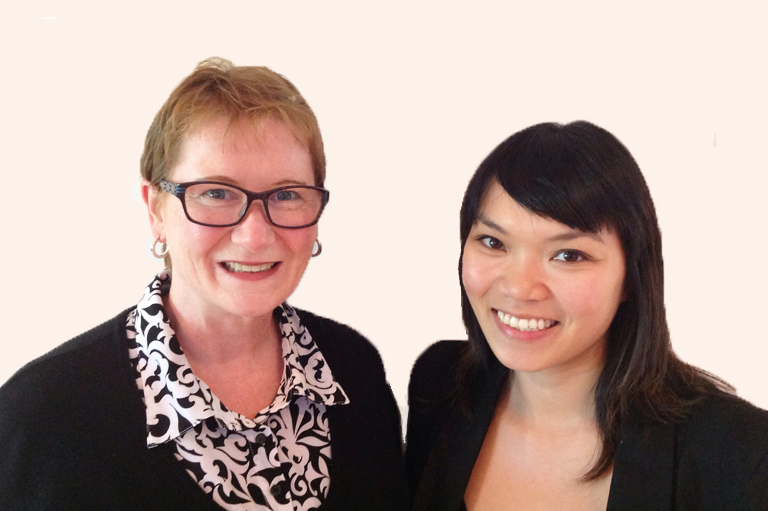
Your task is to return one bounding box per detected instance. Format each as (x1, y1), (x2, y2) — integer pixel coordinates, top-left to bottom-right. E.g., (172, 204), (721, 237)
(461, 181), (626, 377)
(143, 116), (318, 324)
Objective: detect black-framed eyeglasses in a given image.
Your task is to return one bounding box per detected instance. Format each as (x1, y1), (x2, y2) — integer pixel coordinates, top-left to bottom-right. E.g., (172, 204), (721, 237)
(159, 179), (330, 229)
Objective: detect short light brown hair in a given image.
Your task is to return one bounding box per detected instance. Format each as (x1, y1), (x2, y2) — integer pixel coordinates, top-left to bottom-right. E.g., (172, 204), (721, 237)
(140, 57), (326, 188)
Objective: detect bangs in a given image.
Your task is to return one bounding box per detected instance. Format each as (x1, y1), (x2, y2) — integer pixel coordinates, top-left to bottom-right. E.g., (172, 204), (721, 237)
(464, 122), (644, 239)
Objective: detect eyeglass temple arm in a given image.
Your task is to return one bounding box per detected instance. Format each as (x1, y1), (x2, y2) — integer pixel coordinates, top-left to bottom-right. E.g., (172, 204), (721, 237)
(159, 180), (184, 196)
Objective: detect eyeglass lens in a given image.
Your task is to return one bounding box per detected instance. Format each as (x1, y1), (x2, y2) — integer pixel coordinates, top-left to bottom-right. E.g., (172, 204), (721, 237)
(183, 183), (324, 227)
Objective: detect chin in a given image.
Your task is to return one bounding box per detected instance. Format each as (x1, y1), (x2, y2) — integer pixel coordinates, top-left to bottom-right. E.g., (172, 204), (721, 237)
(495, 357), (546, 374)
(218, 297), (284, 320)
(487, 344), (549, 374)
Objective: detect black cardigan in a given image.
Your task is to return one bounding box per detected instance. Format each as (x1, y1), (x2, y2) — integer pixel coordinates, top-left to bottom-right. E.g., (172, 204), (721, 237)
(0, 307), (408, 511)
(406, 341), (768, 511)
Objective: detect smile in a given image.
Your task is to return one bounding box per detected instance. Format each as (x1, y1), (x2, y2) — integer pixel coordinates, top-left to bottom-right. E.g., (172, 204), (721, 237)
(496, 310), (558, 332)
(222, 262), (277, 273)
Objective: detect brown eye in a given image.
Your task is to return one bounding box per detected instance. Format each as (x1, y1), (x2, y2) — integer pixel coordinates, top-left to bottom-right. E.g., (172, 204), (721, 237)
(554, 250), (586, 262)
(479, 236), (504, 250)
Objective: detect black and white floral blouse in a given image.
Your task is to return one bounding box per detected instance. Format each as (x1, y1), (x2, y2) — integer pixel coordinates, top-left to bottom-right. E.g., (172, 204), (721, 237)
(126, 272), (350, 511)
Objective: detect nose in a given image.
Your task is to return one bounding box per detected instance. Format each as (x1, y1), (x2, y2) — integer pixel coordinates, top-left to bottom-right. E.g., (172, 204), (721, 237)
(498, 256), (549, 303)
(229, 200), (276, 249)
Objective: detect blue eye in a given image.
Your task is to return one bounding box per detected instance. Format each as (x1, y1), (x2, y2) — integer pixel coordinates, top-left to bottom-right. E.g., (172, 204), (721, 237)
(274, 190), (300, 202)
(203, 189), (230, 200)
(553, 250), (587, 262)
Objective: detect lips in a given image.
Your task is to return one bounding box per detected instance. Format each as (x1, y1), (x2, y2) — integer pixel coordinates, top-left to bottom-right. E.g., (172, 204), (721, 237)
(221, 262), (277, 273)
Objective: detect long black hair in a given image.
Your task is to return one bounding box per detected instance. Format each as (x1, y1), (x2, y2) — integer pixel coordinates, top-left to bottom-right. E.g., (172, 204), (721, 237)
(458, 121), (731, 479)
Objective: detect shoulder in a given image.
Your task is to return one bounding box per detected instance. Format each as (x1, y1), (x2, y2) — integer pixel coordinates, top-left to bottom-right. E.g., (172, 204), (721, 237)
(681, 392), (768, 453)
(292, 308), (408, 507)
(295, 307), (372, 346)
(0, 308), (143, 503)
(683, 392), (768, 439)
(0, 309), (135, 438)
(0, 307), (135, 413)
(293, 307), (388, 393)
(408, 340), (468, 403)
(405, 341), (469, 501)
(406, 341), (470, 445)
(677, 393), (768, 501)
(294, 307), (380, 362)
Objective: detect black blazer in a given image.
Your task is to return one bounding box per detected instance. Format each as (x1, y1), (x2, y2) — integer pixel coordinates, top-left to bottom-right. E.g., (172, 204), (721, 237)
(0, 307), (408, 511)
(406, 341), (768, 511)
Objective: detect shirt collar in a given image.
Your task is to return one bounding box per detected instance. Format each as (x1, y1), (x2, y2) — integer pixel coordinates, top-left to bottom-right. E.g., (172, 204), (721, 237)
(130, 271), (349, 447)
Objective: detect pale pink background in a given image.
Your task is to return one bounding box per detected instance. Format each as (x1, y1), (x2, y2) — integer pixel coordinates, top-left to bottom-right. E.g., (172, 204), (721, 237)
(2, 2), (766, 420)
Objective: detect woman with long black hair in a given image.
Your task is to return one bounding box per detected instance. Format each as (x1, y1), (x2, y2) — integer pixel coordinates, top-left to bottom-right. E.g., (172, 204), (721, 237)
(406, 121), (768, 510)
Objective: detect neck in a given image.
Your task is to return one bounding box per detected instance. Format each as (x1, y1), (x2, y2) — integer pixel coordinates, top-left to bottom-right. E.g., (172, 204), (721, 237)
(506, 357), (604, 429)
(164, 288), (280, 367)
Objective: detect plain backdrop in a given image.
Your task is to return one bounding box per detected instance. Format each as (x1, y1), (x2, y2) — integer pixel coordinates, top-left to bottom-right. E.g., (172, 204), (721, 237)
(1, 2), (766, 423)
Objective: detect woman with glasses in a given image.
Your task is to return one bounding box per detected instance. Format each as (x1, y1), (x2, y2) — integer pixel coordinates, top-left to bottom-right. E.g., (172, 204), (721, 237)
(0, 58), (407, 510)
(405, 121), (768, 510)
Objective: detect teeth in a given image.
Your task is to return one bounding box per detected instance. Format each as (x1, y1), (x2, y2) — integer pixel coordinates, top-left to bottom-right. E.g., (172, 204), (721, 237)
(224, 262), (276, 273)
(497, 310), (555, 332)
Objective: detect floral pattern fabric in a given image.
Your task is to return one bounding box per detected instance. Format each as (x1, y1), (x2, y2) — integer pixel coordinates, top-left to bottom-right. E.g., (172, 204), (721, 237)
(127, 272), (349, 510)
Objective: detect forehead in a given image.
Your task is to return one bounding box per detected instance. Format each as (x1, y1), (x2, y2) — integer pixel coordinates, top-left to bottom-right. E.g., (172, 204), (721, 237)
(171, 116), (313, 185)
(476, 181), (609, 242)
(184, 115), (307, 152)
(476, 181), (546, 228)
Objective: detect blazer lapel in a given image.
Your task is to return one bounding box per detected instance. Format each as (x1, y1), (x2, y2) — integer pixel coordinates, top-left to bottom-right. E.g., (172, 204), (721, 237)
(606, 414), (676, 510)
(413, 364), (507, 511)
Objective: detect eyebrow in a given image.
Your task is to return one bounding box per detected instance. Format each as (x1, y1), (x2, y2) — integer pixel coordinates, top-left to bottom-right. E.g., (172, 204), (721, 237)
(477, 216), (508, 235)
(195, 175), (237, 184)
(272, 179), (311, 186)
(476, 215), (604, 243)
(194, 176), (310, 187)
(546, 231), (604, 243)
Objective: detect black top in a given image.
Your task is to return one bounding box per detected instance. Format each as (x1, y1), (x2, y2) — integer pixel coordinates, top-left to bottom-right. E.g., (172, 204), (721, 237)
(406, 341), (768, 511)
(0, 307), (408, 511)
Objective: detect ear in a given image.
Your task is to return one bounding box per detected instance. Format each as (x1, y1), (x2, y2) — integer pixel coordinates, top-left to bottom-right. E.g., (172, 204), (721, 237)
(141, 179), (165, 241)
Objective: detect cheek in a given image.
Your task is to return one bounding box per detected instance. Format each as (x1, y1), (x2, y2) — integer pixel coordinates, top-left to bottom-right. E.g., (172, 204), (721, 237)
(283, 226), (318, 257)
(164, 213), (228, 257)
(187, 223), (224, 246)
(461, 248), (489, 301)
(560, 273), (624, 325)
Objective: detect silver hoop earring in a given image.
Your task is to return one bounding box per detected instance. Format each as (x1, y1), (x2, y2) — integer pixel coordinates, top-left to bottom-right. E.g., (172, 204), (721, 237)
(151, 238), (169, 258)
(312, 240), (322, 257)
